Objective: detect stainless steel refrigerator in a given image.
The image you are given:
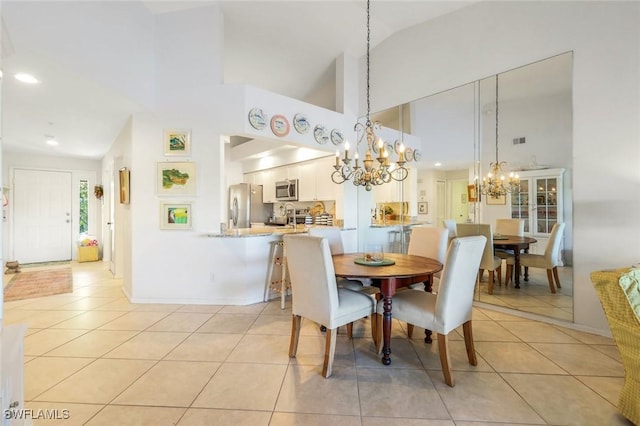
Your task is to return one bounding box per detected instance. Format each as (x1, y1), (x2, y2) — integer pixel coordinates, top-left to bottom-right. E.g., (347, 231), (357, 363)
(228, 183), (272, 228)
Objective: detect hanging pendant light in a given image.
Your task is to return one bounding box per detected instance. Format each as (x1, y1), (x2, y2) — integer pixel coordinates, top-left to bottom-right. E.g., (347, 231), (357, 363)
(480, 74), (519, 198)
(331, 0), (408, 191)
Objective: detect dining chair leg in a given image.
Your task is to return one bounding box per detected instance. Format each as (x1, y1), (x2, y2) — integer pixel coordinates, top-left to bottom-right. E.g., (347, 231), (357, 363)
(546, 269), (557, 293)
(497, 266), (502, 286)
(346, 322), (353, 338)
(322, 328), (337, 378)
(437, 333), (454, 387)
(407, 323), (414, 339)
(553, 266), (562, 288)
(462, 320), (478, 366)
(505, 264), (513, 286)
(289, 315), (302, 357)
(370, 314), (377, 348)
(373, 313), (383, 354)
(488, 271), (495, 294)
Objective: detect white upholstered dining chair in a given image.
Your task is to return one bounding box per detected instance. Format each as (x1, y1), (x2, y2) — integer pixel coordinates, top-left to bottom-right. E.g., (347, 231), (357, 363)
(505, 222), (565, 293)
(407, 226), (449, 292)
(373, 235), (486, 386)
(283, 234), (376, 378)
(456, 223), (502, 294)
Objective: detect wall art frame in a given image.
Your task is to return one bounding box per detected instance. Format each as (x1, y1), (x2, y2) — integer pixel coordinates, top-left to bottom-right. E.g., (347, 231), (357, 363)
(163, 129), (191, 156)
(486, 194), (506, 205)
(160, 202), (192, 230)
(119, 167), (130, 204)
(157, 161), (196, 196)
(418, 201), (428, 214)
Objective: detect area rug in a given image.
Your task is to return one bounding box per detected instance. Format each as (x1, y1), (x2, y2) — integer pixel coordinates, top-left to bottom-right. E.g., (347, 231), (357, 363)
(3, 268), (73, 302)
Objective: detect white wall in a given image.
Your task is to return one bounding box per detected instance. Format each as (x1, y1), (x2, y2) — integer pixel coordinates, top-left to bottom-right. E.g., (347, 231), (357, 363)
(370, 1), (640, 334)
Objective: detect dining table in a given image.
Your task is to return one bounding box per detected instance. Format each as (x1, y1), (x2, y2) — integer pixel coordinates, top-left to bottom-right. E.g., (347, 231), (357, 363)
(493, 235), (537, 288)
(332, 252), (443, 366)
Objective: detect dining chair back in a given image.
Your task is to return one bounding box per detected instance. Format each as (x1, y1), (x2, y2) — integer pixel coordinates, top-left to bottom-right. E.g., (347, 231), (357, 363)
(374, 235), (486, 386)
(308, 226), (344, 255)
(495, 218), (525, 236)
(407, 226), (449, 292)
(283, 234), (375, 378)
(506, 222), (565, 293)
(456, 223), (502, 294)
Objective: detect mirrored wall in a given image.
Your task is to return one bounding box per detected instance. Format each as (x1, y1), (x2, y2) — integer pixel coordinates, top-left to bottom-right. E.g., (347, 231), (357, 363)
(360, 52), (573, 322)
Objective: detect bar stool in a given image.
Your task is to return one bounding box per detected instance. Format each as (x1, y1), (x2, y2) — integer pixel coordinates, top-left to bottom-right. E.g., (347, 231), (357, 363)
(388, 229), (412, 253)
(263, 240), (290, 309)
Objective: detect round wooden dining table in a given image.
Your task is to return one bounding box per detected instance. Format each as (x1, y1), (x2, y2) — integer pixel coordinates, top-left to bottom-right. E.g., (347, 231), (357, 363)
(493, 235), (537, 288)
(332, 252), (442, 365)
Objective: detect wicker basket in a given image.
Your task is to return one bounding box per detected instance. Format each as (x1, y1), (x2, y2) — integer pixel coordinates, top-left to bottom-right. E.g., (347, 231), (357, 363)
(591, 268), (640, 425)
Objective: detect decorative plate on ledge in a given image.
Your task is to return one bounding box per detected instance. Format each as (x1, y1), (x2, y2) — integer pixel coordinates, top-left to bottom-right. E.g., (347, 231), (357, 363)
(330, 129), (344, 145)
(404, 147), (414, 162)
(314, 125), (329, 144)
(270, 115), (290, 137)
(248, 107), (267, 130)
(293, 113), (310, 134)
(413, 149), (423, 161)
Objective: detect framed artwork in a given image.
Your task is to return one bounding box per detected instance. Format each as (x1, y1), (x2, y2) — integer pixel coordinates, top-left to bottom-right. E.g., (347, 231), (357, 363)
(157, 162), (196, 196)
(486, 194), (506, 205)
(160, 202), (192, 230)
(119, 167), (130, 204)
(163, 129), (191, 156)
(418, 202), (428, 215)
(467, 184), (478, 202)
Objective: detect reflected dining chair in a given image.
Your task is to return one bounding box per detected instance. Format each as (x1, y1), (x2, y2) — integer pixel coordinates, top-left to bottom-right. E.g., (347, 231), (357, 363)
(407, 226), (449, 293)
(494, 218), (525, 282)
(443, 219), (457, 246)
(505, 222), (565, 293)
(373, 235), (486, 386)
(283, 234), (376, 378)
(456, 223), (502, 294)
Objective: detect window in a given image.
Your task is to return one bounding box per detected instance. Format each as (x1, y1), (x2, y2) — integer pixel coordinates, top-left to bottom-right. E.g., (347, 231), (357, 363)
(79, 179), (88, 234)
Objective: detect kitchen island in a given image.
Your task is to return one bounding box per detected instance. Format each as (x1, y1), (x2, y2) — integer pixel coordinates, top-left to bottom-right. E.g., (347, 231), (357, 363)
(205, 226), (356, 305)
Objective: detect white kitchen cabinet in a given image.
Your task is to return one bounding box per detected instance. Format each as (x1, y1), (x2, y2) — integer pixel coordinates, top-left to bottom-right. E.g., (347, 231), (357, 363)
(297, 157), (336, 202)
(510, 168), (564, 254)
(261, 170), (277, 203)
(372, 168), (415, 205)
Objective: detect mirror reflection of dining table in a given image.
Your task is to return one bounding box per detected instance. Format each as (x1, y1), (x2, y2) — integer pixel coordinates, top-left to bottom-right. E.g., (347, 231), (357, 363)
(332, 252), (443, 365)
(493, 235), (537, 287)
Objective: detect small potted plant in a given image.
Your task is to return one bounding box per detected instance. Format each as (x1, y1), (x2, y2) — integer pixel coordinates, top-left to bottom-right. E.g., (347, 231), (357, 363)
(94, 185), (104, 200)
(383, 206), (394, 221)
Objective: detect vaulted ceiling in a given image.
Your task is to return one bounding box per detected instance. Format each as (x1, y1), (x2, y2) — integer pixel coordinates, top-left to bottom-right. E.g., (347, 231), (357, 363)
(1, 1), (474, 159)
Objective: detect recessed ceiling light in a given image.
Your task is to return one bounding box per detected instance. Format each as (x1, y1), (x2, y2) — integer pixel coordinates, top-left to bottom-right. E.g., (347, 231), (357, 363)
(15, 73), (39, 84)
(434, 162), (442, 167)
(46, 138), (59, 146)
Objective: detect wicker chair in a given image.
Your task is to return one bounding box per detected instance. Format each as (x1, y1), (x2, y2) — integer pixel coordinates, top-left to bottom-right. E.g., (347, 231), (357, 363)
(590, 268), (640, 425)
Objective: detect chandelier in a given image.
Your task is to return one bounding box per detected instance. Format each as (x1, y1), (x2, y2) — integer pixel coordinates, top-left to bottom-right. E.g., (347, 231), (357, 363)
(331, 0), (408, 191)
(480, 74), (519, 198)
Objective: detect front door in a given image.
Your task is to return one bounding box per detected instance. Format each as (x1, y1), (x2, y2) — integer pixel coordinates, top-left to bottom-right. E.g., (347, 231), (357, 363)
(13, 169), (73, 263)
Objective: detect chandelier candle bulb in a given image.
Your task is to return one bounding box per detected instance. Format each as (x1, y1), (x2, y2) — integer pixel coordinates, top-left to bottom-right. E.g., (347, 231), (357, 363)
(335, 150), (340, 166)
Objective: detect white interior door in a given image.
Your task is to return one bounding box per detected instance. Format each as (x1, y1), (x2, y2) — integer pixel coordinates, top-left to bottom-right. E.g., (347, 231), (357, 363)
(13, 169), (72, 263)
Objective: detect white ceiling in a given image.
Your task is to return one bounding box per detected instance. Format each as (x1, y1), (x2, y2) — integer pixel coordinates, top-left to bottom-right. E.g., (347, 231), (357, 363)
(1, 0), (474, 160)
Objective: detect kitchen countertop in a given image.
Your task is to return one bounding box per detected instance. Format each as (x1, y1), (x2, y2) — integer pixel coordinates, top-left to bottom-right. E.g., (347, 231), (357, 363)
(370, 220), (431, 228)
(207, 226), (356, 238)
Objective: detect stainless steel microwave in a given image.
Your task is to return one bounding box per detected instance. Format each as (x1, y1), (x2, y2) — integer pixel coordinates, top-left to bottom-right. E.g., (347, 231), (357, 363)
(275, 179), (298, 201)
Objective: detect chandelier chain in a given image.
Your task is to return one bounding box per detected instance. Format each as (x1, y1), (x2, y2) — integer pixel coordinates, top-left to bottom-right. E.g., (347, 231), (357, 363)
(366, 0), (371, 128)
(495, 74), (499, 164)
(330, 0), (409, 191)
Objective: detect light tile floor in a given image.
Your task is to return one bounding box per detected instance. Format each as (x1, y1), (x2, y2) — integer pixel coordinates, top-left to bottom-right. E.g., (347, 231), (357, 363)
(478, 265), (574, 322)
(3, 261), (633, 425)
